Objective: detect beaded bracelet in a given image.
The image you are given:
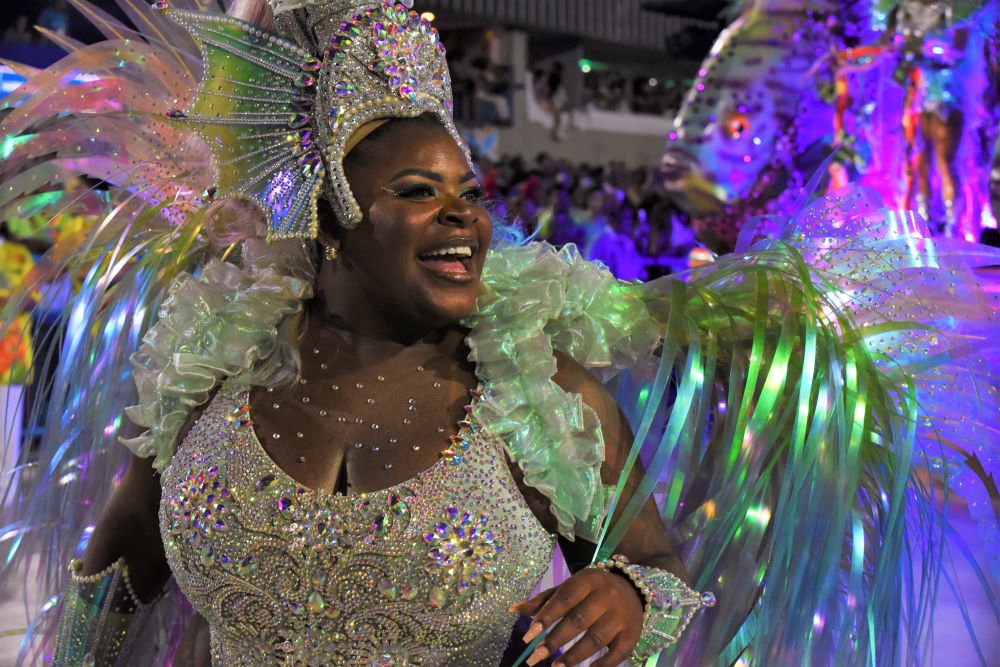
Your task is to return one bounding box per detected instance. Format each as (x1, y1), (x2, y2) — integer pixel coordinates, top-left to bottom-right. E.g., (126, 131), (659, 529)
(592, 554), (715, 664)
(53, 559), (157, 666)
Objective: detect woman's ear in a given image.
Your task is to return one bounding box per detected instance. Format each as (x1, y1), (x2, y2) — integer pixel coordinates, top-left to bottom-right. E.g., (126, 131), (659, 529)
(316, 197), (344, 261)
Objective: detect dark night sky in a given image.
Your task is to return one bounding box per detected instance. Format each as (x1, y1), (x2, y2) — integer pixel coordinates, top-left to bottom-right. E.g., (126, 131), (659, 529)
(1, 1), (149, 43)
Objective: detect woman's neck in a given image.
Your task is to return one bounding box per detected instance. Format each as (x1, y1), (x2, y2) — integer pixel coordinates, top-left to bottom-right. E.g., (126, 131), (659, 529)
(312, 254), (451, 345)
(304, 304), (462, 368)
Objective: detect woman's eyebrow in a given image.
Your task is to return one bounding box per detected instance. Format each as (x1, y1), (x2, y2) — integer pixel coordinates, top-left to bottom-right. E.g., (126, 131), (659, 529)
(387, 168), (443, 182)
(386, 169), (479, 184)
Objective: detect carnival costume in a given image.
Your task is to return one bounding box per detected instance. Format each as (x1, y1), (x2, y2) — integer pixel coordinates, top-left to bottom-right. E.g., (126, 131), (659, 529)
(0, 1), (999, 666)
(891, 1), (962, 118)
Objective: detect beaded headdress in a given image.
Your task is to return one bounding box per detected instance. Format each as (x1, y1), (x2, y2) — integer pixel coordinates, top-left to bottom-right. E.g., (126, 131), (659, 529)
(156, 0), (470, 240)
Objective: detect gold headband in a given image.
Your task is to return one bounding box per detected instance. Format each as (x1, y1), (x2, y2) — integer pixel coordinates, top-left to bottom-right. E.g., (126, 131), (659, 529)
(343, 119), (391, 158)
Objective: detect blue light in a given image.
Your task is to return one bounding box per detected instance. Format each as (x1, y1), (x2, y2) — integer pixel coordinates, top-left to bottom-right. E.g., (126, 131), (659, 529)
(0, 64), (96, 101)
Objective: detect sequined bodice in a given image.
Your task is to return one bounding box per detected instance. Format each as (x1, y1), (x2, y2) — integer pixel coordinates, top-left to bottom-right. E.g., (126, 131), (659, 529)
(160, 384), (555, 666)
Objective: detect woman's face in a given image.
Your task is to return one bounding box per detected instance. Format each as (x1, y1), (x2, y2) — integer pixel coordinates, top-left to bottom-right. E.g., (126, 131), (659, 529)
(337, 121), (492, 334)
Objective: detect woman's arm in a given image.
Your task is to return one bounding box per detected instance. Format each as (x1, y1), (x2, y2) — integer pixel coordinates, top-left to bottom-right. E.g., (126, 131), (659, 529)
(54, 452), (171, 665)
(81, 389), (220, 592)
(510, 352), (688, 667)
(551, 352), (686, 580)
(79, 452), (170, 600)
(58, 400), (215, 665)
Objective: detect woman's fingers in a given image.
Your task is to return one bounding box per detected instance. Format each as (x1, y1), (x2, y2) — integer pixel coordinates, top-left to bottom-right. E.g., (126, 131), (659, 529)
(523, 581), (595, 665)
(549, 614), (625, 667)
(529, 596), (619, 667)
(521, 569), (645, 665)
(510, 586), (556, 616)
(523, 576), (591, 645)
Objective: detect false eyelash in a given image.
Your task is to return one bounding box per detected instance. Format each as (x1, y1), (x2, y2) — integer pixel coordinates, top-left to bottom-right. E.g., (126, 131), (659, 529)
(461, 187), (486, 202)
(381, 185), (486, 201)
(381, 184), (435, 198)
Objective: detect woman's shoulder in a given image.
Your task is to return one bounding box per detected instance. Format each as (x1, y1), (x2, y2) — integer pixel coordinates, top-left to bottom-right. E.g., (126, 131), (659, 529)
(552, 351), (623, 434)
(551, 350), (631, 472)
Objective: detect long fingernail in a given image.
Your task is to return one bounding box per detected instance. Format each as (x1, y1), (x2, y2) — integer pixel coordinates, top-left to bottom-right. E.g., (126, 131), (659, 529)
(523, 621), (544, 643)
(526, 645), (549, 666)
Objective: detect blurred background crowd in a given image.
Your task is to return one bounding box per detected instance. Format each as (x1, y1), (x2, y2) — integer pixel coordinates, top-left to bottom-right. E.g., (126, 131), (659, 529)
(483, 153), (697, 280)
(1, 2), (72, 48)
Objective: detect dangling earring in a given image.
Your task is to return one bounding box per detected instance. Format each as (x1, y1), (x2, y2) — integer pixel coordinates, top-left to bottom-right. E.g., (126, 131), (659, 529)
(324, 243), (339, 261)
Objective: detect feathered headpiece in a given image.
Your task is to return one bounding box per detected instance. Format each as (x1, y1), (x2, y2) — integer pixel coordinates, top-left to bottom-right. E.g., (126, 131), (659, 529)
(157, 0), (469, 240)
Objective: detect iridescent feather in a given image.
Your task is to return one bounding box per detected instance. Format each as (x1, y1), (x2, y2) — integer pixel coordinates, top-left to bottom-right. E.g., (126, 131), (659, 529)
(0, 1), (224, 662)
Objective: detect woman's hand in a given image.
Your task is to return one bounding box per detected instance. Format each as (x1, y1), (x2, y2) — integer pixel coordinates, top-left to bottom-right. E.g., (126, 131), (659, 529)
(510, 567), (644, 667)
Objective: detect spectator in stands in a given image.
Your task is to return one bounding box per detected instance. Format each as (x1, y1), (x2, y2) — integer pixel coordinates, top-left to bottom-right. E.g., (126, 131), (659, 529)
(448, 50), (476, 124)
(472, 57), (512, 125)
(538, 184), (585, 247)
(578, 186), (614, 251)
(2, 15), (35, 45)
(585, 195), (646, 281)
(38, 0), (72, 36)
(534, 61), (568, 141)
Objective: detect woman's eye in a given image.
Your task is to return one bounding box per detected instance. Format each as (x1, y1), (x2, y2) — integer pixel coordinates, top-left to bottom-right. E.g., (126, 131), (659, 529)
(461, 187), (485, 202)
(390, 184), (437, 199)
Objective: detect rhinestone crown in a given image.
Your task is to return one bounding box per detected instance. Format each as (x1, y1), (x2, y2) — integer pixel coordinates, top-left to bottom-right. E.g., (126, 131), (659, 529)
(159, 0), (467, 240)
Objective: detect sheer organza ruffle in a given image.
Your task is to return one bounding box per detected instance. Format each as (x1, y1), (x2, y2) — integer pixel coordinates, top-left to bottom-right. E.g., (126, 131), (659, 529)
(467, 243), (662, 541)
(122, 259), (311, 470)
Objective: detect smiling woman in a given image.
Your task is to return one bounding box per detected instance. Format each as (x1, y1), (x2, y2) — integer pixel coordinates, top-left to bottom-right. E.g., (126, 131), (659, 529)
(320, 115), (494, 338)
(3, 1), (1000, 666)
(40, 0), (701, 663)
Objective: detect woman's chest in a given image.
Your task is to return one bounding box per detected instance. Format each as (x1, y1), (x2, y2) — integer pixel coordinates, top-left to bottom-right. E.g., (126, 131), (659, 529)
(247, 357), (481, 494)
(159, 386), (556, 664)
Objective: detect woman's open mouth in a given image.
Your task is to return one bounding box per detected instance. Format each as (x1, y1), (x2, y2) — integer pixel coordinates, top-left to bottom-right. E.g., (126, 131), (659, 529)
(417, 243), (476, 283)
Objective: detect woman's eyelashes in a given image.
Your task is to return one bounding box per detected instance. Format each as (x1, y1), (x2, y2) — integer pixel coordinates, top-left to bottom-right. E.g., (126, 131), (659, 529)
(461, 186), (486, 202)
(382, 183), (485, 202)
(384, 183), (435, 199)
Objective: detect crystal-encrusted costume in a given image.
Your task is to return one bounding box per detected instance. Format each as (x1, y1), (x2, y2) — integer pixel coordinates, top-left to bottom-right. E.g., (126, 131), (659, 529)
(2, 1), (1000, 666)
(160, 384), (555, 665)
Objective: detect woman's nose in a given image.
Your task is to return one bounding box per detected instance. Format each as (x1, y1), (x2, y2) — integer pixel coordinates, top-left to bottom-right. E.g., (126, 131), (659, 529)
(440, 196), (479, 227)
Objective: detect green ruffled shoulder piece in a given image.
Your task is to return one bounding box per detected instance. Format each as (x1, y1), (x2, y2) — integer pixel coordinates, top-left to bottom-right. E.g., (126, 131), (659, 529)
(466, 242), (662, 541)
(122, 259), (312, 471)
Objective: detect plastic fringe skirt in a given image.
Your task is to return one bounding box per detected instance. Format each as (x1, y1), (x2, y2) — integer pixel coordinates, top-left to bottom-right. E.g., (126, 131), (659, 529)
(588, 188), (1000, 665)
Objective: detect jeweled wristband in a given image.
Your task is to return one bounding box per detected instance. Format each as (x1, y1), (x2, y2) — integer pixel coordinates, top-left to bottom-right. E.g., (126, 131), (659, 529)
(53, 558), (156, 666)
(592, 554), (716, 664)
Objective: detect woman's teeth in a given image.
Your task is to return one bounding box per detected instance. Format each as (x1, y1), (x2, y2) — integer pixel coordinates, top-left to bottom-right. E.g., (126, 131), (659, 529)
(418, 245), (475, 282)
(420, 246), (473, 259)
